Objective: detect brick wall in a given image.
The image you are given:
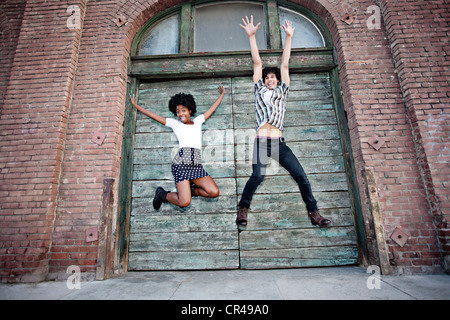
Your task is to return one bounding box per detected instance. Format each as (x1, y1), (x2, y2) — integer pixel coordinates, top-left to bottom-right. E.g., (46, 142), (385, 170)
(47, 0), (187, 279)
(314, 0), (446, 273)
(379, 0), (449, 271)
(1, 0), (448, 282)
(0, 1), (26, 112)
(271, 0), (448, 273)
(0, 0), (88, 282)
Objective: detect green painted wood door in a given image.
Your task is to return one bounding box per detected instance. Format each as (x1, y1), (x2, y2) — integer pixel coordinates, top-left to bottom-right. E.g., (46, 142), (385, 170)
(127, 73), (359, 270)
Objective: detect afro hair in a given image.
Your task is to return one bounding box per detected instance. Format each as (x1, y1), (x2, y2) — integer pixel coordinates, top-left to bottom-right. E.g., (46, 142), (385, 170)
(168, 93), (197, 116)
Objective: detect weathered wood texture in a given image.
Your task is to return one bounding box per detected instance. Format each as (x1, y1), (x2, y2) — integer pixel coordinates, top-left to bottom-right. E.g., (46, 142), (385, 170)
(127, 73), (358, 270)
(130, 49), (335, 80)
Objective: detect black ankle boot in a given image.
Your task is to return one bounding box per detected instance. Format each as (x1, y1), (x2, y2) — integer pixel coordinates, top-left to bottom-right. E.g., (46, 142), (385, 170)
(153, 187), (168, 210)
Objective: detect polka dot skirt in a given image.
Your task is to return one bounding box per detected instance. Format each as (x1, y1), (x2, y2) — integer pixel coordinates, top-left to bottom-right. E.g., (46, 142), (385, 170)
(171, 148), (209, 185)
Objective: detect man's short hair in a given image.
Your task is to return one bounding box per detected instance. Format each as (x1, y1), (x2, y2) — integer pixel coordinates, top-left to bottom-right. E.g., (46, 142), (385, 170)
(262, 67), (281, 83)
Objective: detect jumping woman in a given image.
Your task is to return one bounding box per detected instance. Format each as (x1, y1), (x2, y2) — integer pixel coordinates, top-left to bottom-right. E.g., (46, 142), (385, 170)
(130, 84), (225, 209)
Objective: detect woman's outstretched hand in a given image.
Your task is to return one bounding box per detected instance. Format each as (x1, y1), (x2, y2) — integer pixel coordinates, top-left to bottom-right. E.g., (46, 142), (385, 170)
(130, 94), (139, 108)
(218, 84), (225, 95)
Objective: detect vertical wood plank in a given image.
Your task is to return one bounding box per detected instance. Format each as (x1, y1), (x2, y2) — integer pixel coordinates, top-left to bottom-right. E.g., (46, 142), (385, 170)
(363, 168), (392, 274)
(179, 2), (192, 54)
(267, 0), (282, 49)
(96, 178), (115, 280)
(116, 78), (137, 273)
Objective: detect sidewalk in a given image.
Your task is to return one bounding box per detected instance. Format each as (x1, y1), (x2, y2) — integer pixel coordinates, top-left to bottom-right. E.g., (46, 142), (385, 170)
(1, 266), (449, 300)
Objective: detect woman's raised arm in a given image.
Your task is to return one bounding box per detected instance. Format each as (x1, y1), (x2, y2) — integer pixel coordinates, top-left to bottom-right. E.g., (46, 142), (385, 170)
(130, 95), (166, 125)
(203, 84), (225, 121)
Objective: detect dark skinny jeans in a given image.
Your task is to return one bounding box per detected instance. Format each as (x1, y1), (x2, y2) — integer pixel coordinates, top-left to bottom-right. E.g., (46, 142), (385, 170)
(238, 137), (318, 213)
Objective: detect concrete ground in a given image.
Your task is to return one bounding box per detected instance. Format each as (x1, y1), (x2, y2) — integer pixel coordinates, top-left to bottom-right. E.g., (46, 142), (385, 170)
(1, 266), (449, 300)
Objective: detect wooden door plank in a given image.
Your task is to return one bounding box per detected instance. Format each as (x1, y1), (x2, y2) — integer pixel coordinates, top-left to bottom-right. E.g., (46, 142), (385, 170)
(242, 208), (355, 230)
(133, 177), (236, 199)
(130, 231), (238, 252)
(240, 246), (359, 269)
(131, 213), (236, 233)
(131, 195), (237, 216)
(239, 227), (357, 251)
(235, 155), (345, 176)
(234, 140), (343, 161)
(233, 110), (338, 128)
(128, 250), (239, 270)
(130, 49), (335, 80)
(243, 192), (352, 212)
(133, 161), (236, 180)
(236, 173), (349, 194)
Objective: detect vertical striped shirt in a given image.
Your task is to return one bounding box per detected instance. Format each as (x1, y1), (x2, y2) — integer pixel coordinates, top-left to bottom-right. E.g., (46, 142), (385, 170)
(254, 79), (289, 131)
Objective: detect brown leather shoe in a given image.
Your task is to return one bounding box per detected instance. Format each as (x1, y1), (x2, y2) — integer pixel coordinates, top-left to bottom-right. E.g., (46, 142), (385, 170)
(236, 206), (248, 226)
(308, 210), (331, 227)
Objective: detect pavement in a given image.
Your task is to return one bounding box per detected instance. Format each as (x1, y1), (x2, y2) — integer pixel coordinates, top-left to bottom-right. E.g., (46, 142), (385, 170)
(1, 266), (449, 301)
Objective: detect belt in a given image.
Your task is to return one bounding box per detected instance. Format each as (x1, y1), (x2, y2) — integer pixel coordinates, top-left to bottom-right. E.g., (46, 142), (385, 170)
(256, 136), (285, 143)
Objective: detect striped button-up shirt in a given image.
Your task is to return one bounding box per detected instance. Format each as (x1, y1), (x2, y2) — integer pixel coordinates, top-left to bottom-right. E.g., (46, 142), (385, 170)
(254, 79), (289, 131)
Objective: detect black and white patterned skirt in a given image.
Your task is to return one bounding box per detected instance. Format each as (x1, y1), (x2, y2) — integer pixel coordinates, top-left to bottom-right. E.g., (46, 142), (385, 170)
(171, 148), (209, 184)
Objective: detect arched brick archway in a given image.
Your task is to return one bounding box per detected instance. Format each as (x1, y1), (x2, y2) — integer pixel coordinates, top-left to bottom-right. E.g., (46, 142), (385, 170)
(116, 0), (369, 273)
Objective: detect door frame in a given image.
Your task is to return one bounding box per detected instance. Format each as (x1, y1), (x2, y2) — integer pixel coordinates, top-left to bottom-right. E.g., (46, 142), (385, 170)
(116, 50), (368, 272)
(116, 1), (368, 273)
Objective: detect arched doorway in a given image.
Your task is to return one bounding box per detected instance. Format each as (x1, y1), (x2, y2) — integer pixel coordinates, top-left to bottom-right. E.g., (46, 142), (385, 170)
(119, 1), (364, 270)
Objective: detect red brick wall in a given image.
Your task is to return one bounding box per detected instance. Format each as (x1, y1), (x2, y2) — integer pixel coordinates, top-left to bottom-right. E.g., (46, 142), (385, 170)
(0, 0), (88, 282)
(1, 0), (448, 282)
(379, 0), (449, 270)
(0, 0), (27, 281)
(294, 0), (447, 273)
(263, 0), (448, 273)
(0, 1), (26, 112)
(47, 0), (187, 279)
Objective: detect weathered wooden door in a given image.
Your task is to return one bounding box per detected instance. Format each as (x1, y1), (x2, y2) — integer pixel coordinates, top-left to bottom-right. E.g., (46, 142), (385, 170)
(128, 78), (239, 270)
(127, 73), (359, 270)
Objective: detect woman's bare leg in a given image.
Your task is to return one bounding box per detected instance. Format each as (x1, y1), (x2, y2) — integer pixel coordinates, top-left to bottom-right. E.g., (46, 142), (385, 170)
(191, 176), (219, 198)
(166, 180), (192, 207)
